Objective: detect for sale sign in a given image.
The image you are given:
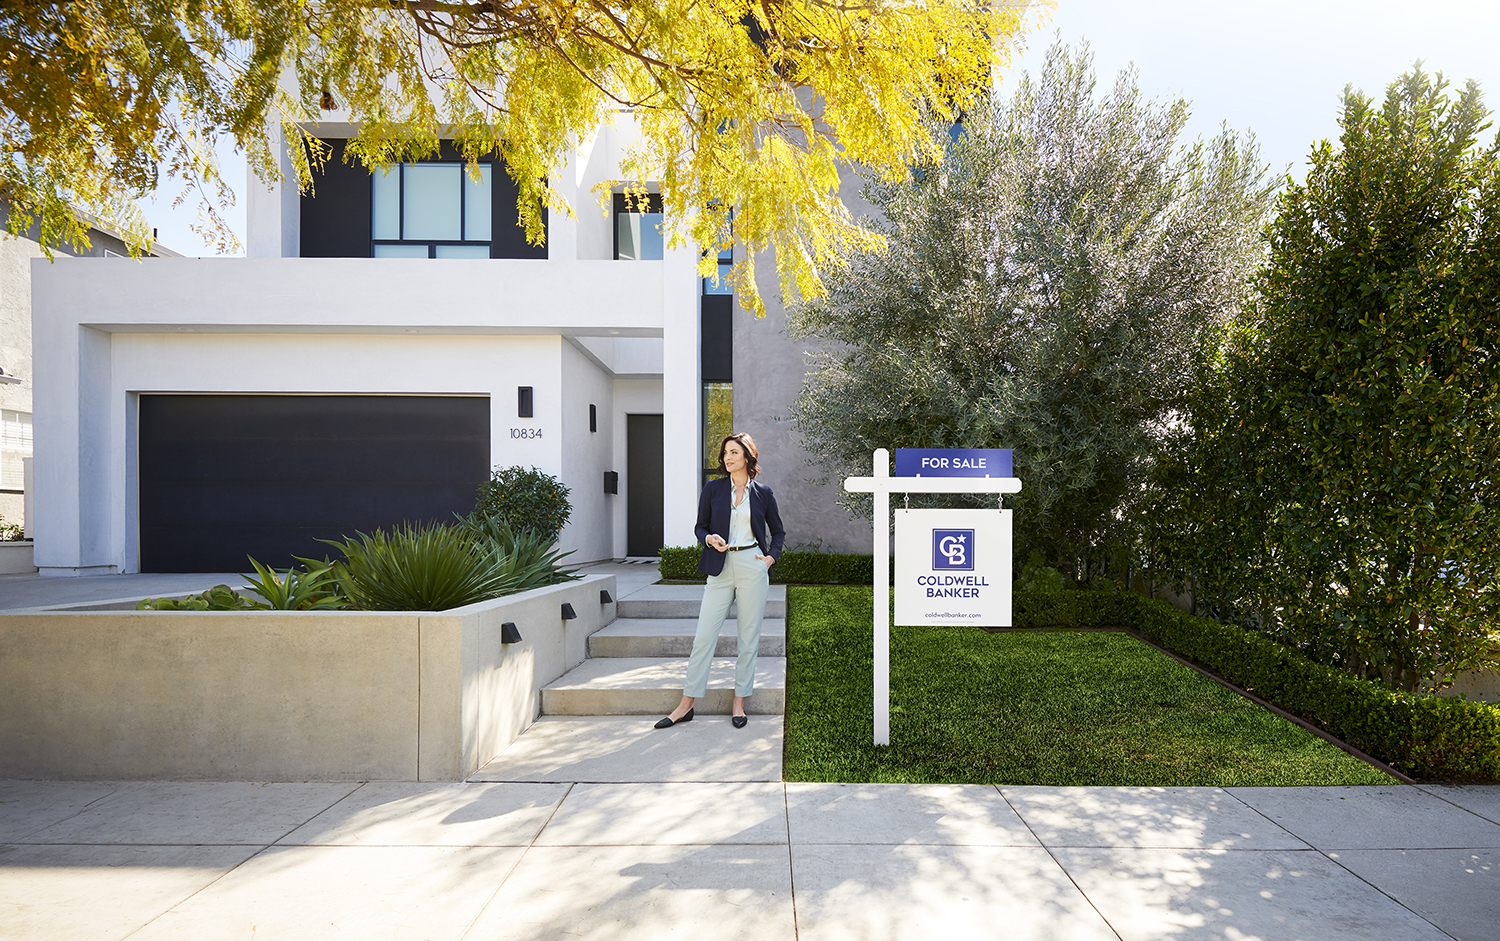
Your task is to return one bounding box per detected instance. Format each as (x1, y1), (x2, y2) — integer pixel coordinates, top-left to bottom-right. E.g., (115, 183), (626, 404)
(895, 509), (1012, 627)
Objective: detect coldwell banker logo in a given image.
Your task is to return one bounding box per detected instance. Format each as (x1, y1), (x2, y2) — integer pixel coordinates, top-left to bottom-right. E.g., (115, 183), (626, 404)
(932, 529), (975, 571)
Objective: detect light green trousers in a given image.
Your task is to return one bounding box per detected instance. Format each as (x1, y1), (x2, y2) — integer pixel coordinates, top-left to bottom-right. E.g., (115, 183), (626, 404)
(683, 549), (770, 698)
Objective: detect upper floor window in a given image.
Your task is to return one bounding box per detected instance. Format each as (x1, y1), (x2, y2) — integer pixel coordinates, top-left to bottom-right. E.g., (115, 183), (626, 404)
(613, 193), (663, 260)
(372, 163), (492, 258)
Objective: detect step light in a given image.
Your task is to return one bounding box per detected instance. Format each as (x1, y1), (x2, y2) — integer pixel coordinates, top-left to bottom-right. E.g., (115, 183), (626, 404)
(560, 603), (578, 620)
(599, 589), (613, 604)
(500, 622), (522, 644)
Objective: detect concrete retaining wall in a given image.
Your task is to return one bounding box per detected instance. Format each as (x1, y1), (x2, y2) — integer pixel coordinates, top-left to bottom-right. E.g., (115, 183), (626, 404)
(0, 574), (615, 781)
(0, 540), (34, 574)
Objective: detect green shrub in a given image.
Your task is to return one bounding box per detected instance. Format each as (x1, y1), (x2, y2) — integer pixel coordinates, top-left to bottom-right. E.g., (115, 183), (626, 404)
(659, 546), (878, 584)
(1015, 552), (1067, 593)
(472, 466), (572, 540)
(137, 584), (265, 611)
(0, 515), (22, 541)
(658, 546), (700, 580)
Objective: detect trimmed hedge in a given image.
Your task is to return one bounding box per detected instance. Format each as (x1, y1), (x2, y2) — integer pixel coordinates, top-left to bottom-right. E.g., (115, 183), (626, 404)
(659, 546), (877, 585)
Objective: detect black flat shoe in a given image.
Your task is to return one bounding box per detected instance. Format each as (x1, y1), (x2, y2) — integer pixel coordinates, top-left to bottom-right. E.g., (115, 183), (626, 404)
(654, 708), (693, 729)
(731, 714), (748, 729)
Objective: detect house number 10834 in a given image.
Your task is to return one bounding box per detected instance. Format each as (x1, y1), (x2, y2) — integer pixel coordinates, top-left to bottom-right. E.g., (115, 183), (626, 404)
(510, 428), (543, 439)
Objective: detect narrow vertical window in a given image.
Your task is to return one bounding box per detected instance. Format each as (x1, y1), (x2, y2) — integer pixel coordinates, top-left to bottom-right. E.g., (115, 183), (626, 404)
(613, 192), (664, 260)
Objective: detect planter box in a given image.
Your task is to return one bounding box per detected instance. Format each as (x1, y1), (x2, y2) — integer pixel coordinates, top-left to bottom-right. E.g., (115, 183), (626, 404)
(0, 575), (616, 781)
(0, 540), (35, 575)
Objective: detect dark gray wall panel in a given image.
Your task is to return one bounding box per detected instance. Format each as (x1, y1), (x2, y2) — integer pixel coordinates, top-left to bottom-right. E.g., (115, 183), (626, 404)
(139, 395), (490, 573)
(300, 140), (372, 258)
(701, 294), (733, 383)
(626, 414), (664, 557)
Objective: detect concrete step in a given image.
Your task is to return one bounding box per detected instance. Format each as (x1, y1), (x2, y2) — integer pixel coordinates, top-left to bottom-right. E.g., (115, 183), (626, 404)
(588, 618), (786, 658)
(542, 657), (786, 716)
(616, 583), (787, 620)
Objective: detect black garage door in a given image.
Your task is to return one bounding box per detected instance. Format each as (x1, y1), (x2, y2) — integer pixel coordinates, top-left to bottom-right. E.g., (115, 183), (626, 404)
(139, 394), (490, 573)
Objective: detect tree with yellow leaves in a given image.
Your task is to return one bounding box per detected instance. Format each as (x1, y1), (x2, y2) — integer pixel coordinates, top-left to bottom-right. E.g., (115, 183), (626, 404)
(0, 0), (1041, 311)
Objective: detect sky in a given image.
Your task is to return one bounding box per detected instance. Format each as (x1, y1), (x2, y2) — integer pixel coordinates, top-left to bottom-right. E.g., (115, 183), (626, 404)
(142, 0), (1500, 257)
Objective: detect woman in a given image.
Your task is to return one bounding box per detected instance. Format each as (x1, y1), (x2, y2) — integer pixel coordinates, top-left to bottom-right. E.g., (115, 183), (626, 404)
(655, 433), (785, 729)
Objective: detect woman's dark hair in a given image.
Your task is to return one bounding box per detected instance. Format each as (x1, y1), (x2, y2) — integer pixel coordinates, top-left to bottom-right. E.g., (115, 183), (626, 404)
(717, 433), (760, 479)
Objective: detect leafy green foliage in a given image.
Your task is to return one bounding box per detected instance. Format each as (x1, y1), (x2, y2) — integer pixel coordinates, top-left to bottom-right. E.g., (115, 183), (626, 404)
(472, 466), (573, 542)
(790, 42), (1277, 583)
(0, 516), (23, 541)
(784, 586), (1392, 785)
(239, 557), (348, 610)
(1, 0), (1036, 312)
(1015, 552), (1067, 594)
(136, 585), (265, 611)
(1147, 66), (1500, 692)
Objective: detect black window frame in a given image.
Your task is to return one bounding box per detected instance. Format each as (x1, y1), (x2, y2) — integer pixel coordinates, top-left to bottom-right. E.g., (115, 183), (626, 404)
(612, 192), (665, 261)
(371, 161), (493, 259)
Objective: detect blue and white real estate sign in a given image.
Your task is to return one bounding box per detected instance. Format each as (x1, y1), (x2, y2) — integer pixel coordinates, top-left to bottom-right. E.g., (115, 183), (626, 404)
(895, 448), (1013, 478)
(895, 508), (1013, 627)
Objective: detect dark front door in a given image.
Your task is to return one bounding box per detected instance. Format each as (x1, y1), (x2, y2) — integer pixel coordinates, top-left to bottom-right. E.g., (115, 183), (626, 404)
(138, 394), (490, 572)
(626, 413), (664, 557)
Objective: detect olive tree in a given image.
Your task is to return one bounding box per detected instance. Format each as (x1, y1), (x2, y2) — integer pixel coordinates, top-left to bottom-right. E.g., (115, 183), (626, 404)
(1148, 67), (1500, 692)
(790, 41), (1276, 581)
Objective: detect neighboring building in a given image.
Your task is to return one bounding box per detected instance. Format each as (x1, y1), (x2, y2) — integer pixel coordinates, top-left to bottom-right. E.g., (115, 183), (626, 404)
(29, 116), (869, 576)
(1, 204), (181, 537)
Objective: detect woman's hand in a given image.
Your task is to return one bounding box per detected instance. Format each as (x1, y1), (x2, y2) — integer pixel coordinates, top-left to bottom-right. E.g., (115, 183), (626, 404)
(757, 554), (774, 569)
(706, 534), (728, 552)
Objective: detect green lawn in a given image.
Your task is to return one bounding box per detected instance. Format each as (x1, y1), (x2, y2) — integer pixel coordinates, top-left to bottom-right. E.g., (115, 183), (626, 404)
(783, 586), (1393, 786)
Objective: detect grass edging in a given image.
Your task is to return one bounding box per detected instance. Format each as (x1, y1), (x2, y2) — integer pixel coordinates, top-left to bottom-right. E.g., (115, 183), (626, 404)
(1103, 593), (1500, 782)
(1119, 628), (1415, 783)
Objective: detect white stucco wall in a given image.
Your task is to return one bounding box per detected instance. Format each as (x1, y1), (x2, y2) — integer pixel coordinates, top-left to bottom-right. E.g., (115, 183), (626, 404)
(30, 257), (689, 574)
(559, 338), (615, 562)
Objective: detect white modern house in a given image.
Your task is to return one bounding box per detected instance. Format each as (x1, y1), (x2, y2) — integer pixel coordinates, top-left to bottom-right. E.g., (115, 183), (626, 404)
(29, 115), (869, 576)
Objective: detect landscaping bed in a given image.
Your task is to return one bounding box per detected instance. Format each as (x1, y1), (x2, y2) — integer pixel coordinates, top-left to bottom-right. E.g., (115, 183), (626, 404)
(785, 586), (1404, 786)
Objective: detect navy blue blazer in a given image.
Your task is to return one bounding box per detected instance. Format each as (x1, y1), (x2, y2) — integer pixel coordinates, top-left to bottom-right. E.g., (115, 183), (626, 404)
(695, 477), (786, 576)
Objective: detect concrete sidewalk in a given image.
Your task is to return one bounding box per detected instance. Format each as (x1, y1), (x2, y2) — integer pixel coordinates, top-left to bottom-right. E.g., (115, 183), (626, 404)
(2, 774), (1497, 940)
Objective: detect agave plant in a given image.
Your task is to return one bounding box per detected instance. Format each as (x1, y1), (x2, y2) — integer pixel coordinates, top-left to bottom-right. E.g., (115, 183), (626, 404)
(457, 513), (580, 593)
(240, 557), (348, 610)
(319, 521), (525, 612)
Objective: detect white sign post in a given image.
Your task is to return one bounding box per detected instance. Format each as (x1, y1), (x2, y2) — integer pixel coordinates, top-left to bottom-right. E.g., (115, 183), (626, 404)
(844, 448), (1022, 746)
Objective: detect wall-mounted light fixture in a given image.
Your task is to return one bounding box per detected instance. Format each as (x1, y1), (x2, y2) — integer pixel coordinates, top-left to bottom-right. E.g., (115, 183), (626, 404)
(500, 621), (523, 644)
(599, 589), (613, 604)
(603, 471), (618, 494)
(517, 386), (534, 418)
(560, 603), (578, 620)
(590, 404), (597, 433)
